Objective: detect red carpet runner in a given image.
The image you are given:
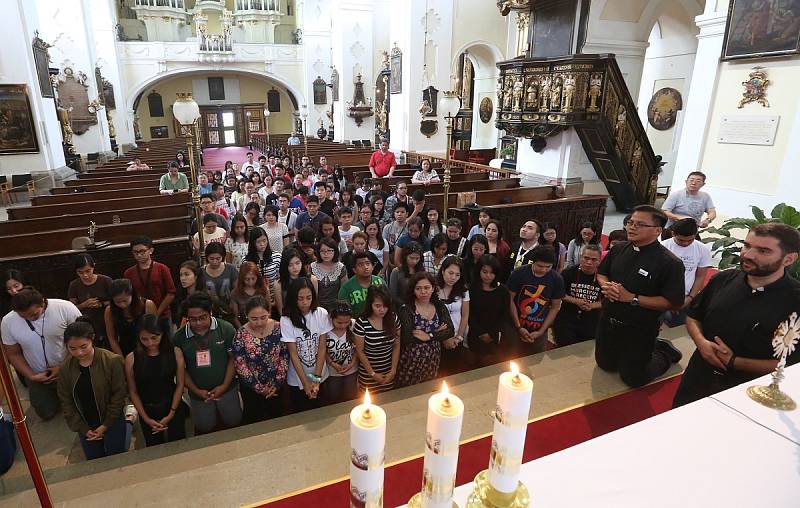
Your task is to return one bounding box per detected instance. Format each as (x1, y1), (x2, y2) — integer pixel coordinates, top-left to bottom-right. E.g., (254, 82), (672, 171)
(259, 375), (681, 507)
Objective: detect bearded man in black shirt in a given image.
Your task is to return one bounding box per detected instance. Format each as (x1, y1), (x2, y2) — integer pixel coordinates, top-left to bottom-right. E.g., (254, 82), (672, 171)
(596, 205), (686, 388)
(673, 223), (800, 407)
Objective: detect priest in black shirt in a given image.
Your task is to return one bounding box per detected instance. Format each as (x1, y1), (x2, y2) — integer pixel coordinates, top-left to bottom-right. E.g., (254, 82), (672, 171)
(596, 205), (685, 387)
(673, 223), (800, 407)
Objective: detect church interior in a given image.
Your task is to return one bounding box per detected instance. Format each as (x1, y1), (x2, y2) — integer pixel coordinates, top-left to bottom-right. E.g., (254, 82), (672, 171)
(0, 0), (798, 506)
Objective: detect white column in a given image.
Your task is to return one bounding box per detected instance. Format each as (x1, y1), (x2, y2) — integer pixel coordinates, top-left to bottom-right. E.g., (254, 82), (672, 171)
(388, 0), (455, 155)
(92, 0), (137, 149)
(333, 0), (376, 143)
(671, 10), (727, 186)
(35, 0), (112, 156)
(299, 0), (333, 137)
(0, 0), (65, 177)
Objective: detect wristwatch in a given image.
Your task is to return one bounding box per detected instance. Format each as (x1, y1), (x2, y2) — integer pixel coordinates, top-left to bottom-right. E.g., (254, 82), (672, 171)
(631, 295), (640, 307)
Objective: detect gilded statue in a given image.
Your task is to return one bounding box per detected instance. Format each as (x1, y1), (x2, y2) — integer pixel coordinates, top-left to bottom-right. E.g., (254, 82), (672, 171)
(539, 76), (551, 112)
(550, 76), (562, 110)
(615, 105), (627, 148)
(525, 78), (538, 110)
(512, 79), (524, 112)
(503, 77), (514, 110)
(562, 74), (575, 113)
(106, 109), (116, 139)
(56, 101), (74, 145)
(587, 73), (602, 113)
(631, 142), (643, 176)
(496, 77), (504, 108)
(738, 68), (770, 108)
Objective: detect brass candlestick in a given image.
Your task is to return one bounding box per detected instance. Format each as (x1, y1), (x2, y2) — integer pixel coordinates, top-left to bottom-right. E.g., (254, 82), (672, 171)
(466, 470), (530, 508)
(747, 312), (799, 411)
(185, 124), (205, 264)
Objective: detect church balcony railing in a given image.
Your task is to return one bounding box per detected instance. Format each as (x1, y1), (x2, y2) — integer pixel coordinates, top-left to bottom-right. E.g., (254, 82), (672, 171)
(234, 0), (281, 13)
(133, 0), (185, 9)
(117, 40), (303, 67)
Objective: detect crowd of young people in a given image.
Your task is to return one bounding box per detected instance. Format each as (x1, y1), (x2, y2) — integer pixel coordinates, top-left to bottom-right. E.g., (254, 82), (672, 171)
(9, 153), (792, 466)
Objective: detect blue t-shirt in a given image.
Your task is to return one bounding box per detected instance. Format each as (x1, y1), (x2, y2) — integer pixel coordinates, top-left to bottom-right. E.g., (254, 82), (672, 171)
(507, 266), (565, 332)
(294, 211), (330, 232)
(395, 233), (430, 252)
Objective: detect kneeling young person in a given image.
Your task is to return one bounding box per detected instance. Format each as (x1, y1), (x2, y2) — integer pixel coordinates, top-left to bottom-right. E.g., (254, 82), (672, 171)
(58, 319), (129, 460)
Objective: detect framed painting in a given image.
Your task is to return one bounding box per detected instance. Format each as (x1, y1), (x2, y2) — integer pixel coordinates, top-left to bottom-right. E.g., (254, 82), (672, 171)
(32, 34), (54, 98)
(390, 45), (402, 94)
(208, 77), (225, 101)
(647, 87), (682, 131)
(0, 85), (40, 154)
(150, 126), (169, 139)
(479, 97), (494, 123)
(722, 0), (800, 60)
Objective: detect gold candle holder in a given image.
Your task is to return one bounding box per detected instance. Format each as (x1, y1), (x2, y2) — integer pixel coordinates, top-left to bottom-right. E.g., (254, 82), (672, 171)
(466, 470), (529, 508)
(746, 312), (799, 411)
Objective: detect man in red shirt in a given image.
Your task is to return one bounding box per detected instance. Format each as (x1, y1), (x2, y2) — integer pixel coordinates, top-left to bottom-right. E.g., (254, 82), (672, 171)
(368, 140), (396, 178)
(319, 155), (334, 175)
(123, 236), (176, 329)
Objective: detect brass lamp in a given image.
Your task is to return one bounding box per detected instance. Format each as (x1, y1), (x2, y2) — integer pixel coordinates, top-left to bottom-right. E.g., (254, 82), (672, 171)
(263, 106), (271, 145)
(439, 91), (461, 221)
(301, 103), (309, 156)
(172, 93), (205, 263)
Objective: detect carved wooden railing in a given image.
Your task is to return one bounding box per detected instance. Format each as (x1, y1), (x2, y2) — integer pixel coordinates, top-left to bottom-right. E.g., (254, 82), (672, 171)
(402, 150), (520, 181)
(495, 53), (660, 210)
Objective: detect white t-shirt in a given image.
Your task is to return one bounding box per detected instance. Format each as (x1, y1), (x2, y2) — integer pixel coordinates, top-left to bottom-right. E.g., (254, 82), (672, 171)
(660, 238), (713, 295)
(440, 289), (470, 334)
(326, 327), (358, 377)
(339, 225), (361, 246)
(280, 308), (332, 387)
(1, 299), (82, 373)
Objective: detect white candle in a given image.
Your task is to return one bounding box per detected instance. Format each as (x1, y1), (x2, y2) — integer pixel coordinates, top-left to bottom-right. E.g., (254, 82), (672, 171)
(420, 381), (464, 508)
(487, 362), (533, 494)
(350, 390), (386, 508)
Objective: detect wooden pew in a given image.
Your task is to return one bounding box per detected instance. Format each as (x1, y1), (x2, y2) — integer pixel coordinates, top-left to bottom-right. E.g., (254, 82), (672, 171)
(7, 193), (190, 220)
(0, 203), (191, 236)
(66, 172), (187, 186)
(356, 171), (487, 189)
(0, 237), (191, 300)
(450, 195), (608, 248)
(406, 177), (520, 195)
(424, 186), (558, 212)
(0, 216), (189, 257)
(53, 179), (161, 194)
(32, 187), (166, 206)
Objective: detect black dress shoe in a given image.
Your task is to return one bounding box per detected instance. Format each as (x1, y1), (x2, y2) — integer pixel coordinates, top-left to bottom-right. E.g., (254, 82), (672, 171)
(655, 338), (683, 364)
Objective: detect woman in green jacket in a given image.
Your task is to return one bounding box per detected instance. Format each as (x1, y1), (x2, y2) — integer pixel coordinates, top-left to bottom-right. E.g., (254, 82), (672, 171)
(57, 319), (129, 460)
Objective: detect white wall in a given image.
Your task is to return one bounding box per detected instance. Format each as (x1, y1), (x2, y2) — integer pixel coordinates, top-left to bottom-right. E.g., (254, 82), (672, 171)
(0, 0), (65, 177)
(635, 6), (698, 186)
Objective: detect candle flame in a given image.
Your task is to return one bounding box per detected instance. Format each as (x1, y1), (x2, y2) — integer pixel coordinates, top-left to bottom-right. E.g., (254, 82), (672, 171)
(510, 362), (519, 375)
(441, 381), (449, 397)
(364, 389), (371, 407)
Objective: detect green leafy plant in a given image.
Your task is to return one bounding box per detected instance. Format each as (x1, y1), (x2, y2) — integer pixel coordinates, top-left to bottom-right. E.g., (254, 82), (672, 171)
(704, 203), (800, 276)
(500, 145), (515, 158)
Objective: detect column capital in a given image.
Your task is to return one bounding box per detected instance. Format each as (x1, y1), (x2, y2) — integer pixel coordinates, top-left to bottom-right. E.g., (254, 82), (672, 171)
(695, 12), (727, 39)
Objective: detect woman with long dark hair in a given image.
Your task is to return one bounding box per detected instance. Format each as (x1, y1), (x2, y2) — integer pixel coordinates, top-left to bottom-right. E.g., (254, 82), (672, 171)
(566, 222), (599, 269)
(467, 255), (512, 368)
(229, 261), (270, 328)
(275, 248), (318, 315)
(125, 313), (186, 447)
(396, 271), (454, 387)
(105, 279), (157, 358)
(352, 285), (400, 394)
(436, 256), (470, 376)
(388, 241), (423, 302)
(484, 220), (511, 280)
(280, 278), (330, 412)
(244, 228), (282, 307)
(364, 218), (389, 276)
(540, 222), (567, 272)
(463, 234), (490, 286)
(311, 238), (348, 311)
(1, 269), (25, 316)
(57, 319), (128, 460)
(231, 295), (287, 423)
(422, 206), (444, 240)
(225, 214), (250, 269)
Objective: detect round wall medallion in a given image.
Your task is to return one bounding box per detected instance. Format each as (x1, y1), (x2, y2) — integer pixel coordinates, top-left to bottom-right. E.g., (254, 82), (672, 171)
(479, 97), (493, 123)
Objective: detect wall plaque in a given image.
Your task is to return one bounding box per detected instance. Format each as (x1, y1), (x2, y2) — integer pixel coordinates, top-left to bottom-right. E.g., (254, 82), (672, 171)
(717, 115), (780, 146)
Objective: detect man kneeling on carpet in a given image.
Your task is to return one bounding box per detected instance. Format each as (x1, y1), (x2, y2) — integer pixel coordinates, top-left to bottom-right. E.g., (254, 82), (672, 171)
(595, 205), (685, 388)
(673, 223), (800, 407)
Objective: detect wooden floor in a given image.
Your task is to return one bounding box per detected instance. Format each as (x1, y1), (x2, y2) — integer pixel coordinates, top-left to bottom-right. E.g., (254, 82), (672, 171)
(0, 328), (695, 507)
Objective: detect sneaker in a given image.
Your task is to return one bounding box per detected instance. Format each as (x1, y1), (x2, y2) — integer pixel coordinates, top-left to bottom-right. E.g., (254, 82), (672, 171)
(124, 404), (138, 424)
(655, 338), (682, 364)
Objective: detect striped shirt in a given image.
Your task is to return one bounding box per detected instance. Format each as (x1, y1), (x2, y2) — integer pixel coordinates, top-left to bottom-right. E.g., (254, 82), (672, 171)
(352, 315), (400, 393)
